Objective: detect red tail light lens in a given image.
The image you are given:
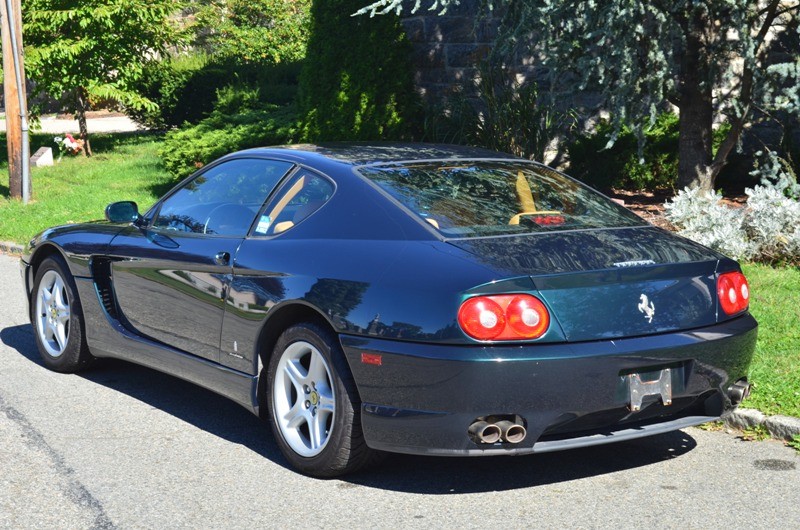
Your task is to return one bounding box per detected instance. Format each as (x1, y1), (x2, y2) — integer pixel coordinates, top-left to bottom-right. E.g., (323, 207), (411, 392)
(718, 271), (750, 315)
(506, 295), (550, 339)
(458, 294), (550, 341)
(458, 297), (505, 340)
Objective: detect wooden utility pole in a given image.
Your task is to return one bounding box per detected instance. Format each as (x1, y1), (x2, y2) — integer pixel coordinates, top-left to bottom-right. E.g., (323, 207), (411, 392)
(1, 0), (30, 201)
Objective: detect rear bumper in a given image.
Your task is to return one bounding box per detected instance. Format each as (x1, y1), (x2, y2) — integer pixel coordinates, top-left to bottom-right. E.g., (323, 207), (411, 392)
(341, 314), (757, 456)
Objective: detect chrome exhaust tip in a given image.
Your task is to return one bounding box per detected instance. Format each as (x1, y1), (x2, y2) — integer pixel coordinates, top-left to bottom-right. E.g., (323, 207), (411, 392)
(728, 379), (752, 405)
(468, 420), (502, 444)
(496, 420), (527, 444)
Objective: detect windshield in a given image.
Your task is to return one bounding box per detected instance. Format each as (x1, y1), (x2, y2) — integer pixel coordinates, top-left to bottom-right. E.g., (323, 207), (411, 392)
(359, 161), (647, 238)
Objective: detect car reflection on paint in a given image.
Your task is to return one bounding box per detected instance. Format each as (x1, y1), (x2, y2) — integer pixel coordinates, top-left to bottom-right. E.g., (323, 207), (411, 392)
(20, 144), (756, 477)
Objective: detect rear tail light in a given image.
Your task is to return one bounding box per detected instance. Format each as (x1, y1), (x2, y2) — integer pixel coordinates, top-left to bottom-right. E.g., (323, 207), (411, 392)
(717, 271), (750, 315)
(458, 294), (550, 341)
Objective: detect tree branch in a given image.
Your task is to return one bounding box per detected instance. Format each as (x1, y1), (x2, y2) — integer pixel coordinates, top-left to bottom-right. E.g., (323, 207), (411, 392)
(709, 1), (785, 176)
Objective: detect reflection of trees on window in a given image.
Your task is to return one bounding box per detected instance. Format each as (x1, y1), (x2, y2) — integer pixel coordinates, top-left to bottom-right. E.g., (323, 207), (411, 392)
(155, 214), (206, 233)
(154, 159), (293, 234)
(362, 162), (645, 237)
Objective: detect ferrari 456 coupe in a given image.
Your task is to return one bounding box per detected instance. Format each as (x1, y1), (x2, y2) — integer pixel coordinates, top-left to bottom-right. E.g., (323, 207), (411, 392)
(20, 144), (757, 477)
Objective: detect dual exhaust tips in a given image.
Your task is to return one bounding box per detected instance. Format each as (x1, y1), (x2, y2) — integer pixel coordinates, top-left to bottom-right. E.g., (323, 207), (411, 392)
(729, 379), (752, 406)
(469, 418), (526, 444)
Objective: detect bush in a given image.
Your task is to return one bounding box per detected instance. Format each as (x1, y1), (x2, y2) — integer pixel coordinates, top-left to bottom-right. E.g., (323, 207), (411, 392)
(422, 63), (574, 161)
(751, 149), (800, 199)
(194, 0), (310, 67)
(126, 53), (304, 131)
(568, 112), (680, 191)
(160, 86), (299, 179)
(664, 171), (800, 265)
(125, 55), (230, 130)
(569, 112), (731, 192)
(298, 0), (418, 141)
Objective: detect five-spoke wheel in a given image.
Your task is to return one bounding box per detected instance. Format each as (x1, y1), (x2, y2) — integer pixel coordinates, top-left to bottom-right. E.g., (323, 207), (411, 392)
(31, 256), (93, 372)
(272, 340), (336, 457)
(35, 269), (72, 358)
(266, 322), (379, 477)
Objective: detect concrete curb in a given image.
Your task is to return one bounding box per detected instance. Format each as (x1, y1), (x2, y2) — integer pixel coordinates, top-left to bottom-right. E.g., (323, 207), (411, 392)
(0, 241), (24, 255)
(724, 407), (800, 441)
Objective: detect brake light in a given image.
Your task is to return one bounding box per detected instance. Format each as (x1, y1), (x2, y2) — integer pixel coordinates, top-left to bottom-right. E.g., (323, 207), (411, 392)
(717, 271), (750, 315)
(458, 294), (550, 341)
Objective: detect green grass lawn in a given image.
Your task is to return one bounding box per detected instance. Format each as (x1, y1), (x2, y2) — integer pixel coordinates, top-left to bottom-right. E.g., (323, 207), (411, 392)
(741, 263), (800, 418)
(0, 132), (174, 244)
(1, 135), (798, 419)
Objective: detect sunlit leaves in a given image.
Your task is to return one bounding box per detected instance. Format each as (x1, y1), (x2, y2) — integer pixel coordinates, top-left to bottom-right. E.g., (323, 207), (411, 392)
(192, 0), (311, 66)
(24, 0), (186, 118)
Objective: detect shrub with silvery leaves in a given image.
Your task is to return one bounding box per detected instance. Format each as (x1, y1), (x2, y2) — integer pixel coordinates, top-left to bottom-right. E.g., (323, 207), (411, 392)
(750, 150), (800, 200)
(664, 178), (800, 265)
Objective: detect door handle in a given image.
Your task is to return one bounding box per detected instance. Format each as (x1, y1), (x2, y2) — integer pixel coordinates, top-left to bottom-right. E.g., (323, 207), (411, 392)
(214, 251), (231, 266)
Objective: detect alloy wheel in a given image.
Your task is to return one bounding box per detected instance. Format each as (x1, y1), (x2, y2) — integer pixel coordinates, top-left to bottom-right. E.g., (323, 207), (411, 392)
(35, 270), (71, 358)
(272, 340), (336, 457)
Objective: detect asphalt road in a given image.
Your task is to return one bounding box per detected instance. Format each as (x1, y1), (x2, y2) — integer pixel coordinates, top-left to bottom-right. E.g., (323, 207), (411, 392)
(1, 253), (798, 529)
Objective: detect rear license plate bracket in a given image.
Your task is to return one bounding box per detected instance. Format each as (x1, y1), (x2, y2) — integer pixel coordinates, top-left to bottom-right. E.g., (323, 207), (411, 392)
(627, 368), (673, 411)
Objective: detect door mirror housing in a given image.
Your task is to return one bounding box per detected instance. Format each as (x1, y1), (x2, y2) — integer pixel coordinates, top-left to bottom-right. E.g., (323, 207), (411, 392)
(105, 201), (141, 224)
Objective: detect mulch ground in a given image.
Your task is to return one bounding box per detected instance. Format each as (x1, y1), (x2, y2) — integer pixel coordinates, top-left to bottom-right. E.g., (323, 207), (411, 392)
(607, 189), (748, 231)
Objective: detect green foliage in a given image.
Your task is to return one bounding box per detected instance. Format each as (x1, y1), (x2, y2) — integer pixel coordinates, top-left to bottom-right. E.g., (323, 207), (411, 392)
(739, 424), (771, 442)
(23, 0), (185, 121)
(568, 113), (679, 191)
(740, 263), (800, 418)
(360, 1), (800, 191)
(423, 63), (574, 161)
(569, 113), (733, 191)
(160, 86), (298, 179)
(298, 0), (418, 141)
(126, 53), (303, 130)
(124, 54), (224, 130)
(193, 0), (311, 66)
(789, 435), (800, 452)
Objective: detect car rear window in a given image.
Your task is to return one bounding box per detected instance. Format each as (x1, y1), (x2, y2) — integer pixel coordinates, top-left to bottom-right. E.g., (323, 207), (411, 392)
(358, 161), (647, 238)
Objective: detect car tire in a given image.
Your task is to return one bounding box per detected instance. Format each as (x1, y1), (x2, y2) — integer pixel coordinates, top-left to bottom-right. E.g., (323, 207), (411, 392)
(266, 322), (379, 477)
(31, 256), (94, 372)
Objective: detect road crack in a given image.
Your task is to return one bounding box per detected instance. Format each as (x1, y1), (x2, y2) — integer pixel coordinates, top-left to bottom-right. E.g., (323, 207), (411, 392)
(0, 393), (116, 530)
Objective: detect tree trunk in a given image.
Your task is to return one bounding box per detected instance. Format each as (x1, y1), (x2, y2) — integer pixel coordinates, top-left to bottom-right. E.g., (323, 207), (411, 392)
(676, 8), (714, 192)
(677, 90), (714, 191)
(76, 87), (93, 157)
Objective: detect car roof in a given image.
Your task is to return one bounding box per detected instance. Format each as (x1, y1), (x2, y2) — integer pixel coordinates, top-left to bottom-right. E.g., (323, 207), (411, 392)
(236, 143), (520, 167)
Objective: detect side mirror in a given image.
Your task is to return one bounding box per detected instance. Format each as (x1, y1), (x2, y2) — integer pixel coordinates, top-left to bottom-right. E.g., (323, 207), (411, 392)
(105, 201), (141, 224)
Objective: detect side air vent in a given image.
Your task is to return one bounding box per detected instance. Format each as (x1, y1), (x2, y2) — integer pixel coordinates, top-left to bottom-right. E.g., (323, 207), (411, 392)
(91, 258), (120, 320)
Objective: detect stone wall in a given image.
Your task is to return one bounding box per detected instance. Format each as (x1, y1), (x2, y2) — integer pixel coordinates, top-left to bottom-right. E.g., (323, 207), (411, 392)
(400, 1), (498, 100)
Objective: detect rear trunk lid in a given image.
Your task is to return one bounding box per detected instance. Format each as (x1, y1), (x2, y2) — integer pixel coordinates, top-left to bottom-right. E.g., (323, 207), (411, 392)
(449, 226), (722, 341)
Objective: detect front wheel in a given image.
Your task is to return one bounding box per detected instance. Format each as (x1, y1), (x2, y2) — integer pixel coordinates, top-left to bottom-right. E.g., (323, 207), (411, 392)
(266, 322), (378, 477)
(31, 256), (94, 372)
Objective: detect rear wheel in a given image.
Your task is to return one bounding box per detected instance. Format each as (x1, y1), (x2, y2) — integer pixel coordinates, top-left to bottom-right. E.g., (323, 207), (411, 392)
(31, 256), (94, 372)
(266, 322), (378, 477)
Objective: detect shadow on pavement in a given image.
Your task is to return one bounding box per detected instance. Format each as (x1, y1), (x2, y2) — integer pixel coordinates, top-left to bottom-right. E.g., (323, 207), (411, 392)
(346, 429), (696, 493)
(1, 324), (285, 468)
(2, 323), (698, 493)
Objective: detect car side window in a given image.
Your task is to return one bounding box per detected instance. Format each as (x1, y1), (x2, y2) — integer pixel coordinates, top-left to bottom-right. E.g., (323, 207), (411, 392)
(253, 170), (335, 236)
(153, 159), (293, 236)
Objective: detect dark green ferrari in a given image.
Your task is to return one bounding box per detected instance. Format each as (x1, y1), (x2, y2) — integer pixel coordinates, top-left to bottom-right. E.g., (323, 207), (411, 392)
(20, 144), (756, 477)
